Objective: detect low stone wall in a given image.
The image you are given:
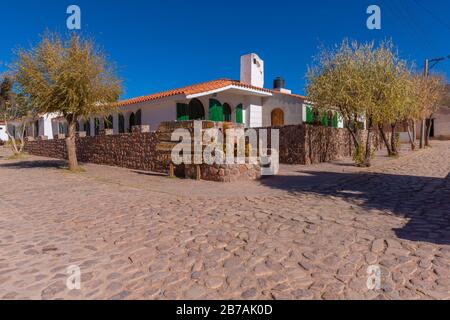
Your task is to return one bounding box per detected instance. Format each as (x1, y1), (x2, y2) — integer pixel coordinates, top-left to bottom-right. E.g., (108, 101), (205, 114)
(24, 132), (166, 173)
(184, 163), (261, 183)
(24, 123), (386, 180)
(258, 124), (384, 165)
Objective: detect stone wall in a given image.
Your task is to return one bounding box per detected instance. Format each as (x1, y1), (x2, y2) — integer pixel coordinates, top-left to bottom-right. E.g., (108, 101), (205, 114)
(24, 132), (166, 173)
(257, 124), (384, 165)
(184, 163), (261, 183)
(24, 123), (385, 179)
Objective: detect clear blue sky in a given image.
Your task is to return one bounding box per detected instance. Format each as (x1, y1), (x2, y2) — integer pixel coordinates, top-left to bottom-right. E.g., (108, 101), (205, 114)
(0, 0), (449, 99)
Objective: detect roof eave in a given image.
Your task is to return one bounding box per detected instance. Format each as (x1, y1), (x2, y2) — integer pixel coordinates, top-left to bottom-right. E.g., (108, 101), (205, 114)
(186, 85), (272, 99)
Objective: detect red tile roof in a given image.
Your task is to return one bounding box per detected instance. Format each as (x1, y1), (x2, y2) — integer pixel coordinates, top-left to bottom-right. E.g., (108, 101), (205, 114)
(115, 79), (305, 107)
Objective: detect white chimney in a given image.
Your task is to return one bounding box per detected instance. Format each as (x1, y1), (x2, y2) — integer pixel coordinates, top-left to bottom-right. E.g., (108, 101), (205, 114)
(240, 53), (264, 88)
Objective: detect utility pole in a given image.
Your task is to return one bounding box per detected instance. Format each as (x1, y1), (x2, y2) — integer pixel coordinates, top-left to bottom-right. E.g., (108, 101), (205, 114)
(419, 59), (428, 149)
(419, 55), (450, 149)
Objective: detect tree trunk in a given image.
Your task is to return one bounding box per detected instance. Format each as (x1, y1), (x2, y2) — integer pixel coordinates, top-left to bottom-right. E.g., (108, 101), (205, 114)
(425, 115), (433, 147)
(66, 120), (79, 171)
(7, 132), (20, 155)
(363, 117), (373, 167)
(18, 124), (27, 153)
(5, 121), (20, 155)
(345, 125), (360, 153)
(419, 119), (426, 149)
(390, 123), (399, 156)
(378, 124), (393, 156)
(406, 120), (416, 151)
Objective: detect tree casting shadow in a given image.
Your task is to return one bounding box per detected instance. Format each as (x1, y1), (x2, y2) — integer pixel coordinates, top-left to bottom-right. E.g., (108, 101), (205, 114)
(261, 170), (450, 245)
(0, 160), (66, 170)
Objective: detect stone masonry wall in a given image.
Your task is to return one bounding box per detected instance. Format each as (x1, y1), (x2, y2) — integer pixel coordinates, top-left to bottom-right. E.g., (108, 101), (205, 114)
(24, 123), (386, 175)
(24, 132), (166, 173)
(257, 124), (385, 165)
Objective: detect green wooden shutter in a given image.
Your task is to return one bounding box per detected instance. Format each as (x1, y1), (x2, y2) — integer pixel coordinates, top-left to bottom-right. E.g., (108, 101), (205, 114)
(235, 104), (243, 124)
(176, 103), (189, 121)
(333, 113), (339, 128)
(321, 113), (328, 126)
(209, 99), (224, 122)
(306, 106), (313, 123)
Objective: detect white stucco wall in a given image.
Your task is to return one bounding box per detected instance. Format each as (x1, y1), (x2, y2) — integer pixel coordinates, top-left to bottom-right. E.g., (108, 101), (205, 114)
(240, 53), (264, 88)
(261, 93), (305, 127)
(434, 107), (450, 138)
(0, 125), (8, 141)
(113, 90), (307, 131)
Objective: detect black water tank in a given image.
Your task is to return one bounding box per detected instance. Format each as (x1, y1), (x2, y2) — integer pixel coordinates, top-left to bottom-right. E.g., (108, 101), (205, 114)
(273, 77), (286, 90)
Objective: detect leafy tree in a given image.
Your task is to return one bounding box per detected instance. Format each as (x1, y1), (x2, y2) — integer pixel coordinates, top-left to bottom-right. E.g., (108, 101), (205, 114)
(0, 76), (34, 154)
(414, 74), (447, 147)
(13, 33), (122, 170)
(307, 40), (413, 166)
(307, 40), (369, 166)
(364, 41), (412, 157)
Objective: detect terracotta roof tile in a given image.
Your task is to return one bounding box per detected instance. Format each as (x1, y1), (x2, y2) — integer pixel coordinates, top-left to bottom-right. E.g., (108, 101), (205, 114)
(116, 79), (304, 107)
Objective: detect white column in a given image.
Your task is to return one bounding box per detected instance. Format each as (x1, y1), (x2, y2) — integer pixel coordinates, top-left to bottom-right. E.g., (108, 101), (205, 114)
(43, 115), (54, 139)
(113, 113), (119, 134)
(90, 117), (95, 136)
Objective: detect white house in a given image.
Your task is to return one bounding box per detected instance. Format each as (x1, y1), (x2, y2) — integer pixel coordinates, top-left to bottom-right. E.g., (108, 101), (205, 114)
(0, 121), (8, 142)
(8, 53), (344, 140)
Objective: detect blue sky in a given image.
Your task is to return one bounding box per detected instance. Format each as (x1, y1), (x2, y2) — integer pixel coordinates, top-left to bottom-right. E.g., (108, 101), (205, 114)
(0, 0), (449, 99)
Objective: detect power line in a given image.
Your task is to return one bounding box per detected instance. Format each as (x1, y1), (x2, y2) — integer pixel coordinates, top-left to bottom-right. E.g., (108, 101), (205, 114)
(391, 0), (437, 52)
(383, 0), (429, 45)
(412, 0), (450, 30)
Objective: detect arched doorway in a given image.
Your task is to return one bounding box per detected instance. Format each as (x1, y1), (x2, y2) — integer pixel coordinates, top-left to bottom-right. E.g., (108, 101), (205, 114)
(105, 115), (113, 129)
(129, 112), (136, 132)
(118, 114), (125, 133)
(189, 99), (205, 120)
(223, 103), (232, 122)
(135, 109), (142, 126)
(94, 118), (100, 135)
(84, 120), (91, 136)
(271, 108), (285, 127)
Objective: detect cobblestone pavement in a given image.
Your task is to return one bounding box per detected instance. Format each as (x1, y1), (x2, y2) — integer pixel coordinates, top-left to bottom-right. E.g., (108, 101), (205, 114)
(0, 142), (449, 300)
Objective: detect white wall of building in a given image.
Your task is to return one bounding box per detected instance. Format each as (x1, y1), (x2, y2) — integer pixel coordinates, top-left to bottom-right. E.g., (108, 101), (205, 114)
(240, 53), (264, 88)
(0, 125), (8, 141)
(434, 107), (450, 138)
(261, 93), (305, 127)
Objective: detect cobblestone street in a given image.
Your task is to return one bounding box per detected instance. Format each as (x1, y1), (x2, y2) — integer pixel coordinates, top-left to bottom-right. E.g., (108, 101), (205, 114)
(0, 142), (449, 300)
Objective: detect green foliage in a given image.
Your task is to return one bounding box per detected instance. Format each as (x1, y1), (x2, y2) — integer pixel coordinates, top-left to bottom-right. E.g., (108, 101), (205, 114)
(306, 39), (418, 165)
(14, 32), (122, 123)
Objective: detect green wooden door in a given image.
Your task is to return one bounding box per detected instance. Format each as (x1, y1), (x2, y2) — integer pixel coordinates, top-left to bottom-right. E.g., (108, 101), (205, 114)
(209, 99), (224, 122)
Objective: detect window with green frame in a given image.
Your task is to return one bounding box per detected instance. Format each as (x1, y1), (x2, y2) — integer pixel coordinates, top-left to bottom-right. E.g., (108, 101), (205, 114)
(332, 113), (339, 128)
(306, 106), (314, 123)
(235, 104), (243, 124)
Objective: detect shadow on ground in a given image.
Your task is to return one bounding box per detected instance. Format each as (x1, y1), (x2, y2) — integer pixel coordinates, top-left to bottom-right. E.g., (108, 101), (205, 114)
(261, 171), (450, 245)
(132, 170), (168, 177)
(0, 160), (67, 170)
